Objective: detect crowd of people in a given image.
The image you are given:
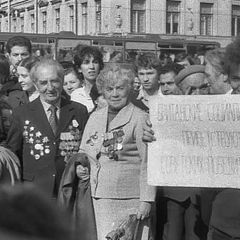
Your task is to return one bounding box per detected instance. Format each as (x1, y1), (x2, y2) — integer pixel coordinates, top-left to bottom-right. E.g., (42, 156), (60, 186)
(0, 34), (239, 240)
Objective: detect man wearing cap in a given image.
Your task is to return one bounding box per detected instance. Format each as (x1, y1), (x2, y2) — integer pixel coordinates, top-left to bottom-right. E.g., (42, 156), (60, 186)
(160, 66), (207, 240)
(205, 48), (231, 95)
(206, 38), (240, 240)
(143, 65), (208, 240)
(175, 65), (209, 95)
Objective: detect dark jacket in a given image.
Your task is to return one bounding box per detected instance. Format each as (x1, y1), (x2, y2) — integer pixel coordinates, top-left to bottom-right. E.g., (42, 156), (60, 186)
(6, 97), (88, 197)
(58, 153), (97, 240)
(7, 90), (29, 109)
(0, 81), (21, 97)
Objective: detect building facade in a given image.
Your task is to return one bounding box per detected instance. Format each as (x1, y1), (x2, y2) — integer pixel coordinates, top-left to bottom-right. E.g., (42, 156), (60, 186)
(0, 0), (238, 46)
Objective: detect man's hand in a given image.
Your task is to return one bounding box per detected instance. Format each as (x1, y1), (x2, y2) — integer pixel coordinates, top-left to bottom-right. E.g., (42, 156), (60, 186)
(136, 202), (152, 220)
(142, 119), (156, 142)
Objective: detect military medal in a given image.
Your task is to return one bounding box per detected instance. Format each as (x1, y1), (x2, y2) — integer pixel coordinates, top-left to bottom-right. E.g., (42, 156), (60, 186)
(23, 120), (51, 159)
(58, 119), (82, 159)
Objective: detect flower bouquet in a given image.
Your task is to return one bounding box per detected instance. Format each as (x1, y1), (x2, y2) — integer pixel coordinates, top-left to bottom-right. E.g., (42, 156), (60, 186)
(105, 214), (140, 240)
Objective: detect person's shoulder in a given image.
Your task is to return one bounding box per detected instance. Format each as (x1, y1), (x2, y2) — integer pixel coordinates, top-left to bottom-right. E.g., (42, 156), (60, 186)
(12, 102), (29, 117)
(71, 87), (84, 98)
(7, 90), (28, 109)
(132, 103), (148, 116)
(12, 97), (38, 113)
(70, 100), (88, 112)
(88, 105), (107, 120)
(71, 87), (83, 95)
(8, 89), (24, 97)
(131, 104), (149, 124)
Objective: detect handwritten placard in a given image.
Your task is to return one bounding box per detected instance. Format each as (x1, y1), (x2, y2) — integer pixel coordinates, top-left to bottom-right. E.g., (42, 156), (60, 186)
(148, 95), (240, 188)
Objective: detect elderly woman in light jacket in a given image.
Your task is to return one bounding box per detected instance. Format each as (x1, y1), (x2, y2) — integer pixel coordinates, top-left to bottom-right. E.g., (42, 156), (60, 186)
(77, 62), (156, 240)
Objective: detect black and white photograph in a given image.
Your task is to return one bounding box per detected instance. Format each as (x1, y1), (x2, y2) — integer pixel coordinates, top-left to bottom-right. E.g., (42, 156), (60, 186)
(0, 0), (238, 239)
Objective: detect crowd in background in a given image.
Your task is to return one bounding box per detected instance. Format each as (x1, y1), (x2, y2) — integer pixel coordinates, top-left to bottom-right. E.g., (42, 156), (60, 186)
(0, 34), (239, 240)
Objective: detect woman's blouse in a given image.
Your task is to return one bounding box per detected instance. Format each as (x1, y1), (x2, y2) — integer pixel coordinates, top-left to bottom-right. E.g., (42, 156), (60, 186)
(71, 87), (95, 113)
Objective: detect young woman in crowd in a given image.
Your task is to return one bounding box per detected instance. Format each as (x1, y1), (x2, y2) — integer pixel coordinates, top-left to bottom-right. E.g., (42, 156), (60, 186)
(77, 63), (156, 240)
(71, 45), (104, 113)
(7, 56), (39, 109)
(63, 64), (82, 96)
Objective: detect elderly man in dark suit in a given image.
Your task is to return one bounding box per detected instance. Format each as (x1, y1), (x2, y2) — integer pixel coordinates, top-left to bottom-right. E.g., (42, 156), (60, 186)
(6, 58), (88, 198)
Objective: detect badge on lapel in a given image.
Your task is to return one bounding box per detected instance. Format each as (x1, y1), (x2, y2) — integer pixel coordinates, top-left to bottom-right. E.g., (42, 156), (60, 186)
(23, 120), (50, 160)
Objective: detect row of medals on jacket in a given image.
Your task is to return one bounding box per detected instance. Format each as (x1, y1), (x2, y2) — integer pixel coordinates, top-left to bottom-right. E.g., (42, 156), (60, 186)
(87, 129), (124, 161)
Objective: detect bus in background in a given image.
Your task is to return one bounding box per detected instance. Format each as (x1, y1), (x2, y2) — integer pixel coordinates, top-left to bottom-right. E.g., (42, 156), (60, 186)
(56, 32), (220, 63)
(0, 31), (220, 63)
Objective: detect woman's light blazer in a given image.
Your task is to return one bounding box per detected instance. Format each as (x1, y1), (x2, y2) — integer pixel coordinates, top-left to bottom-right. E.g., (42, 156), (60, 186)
(80, 102), (156, 202)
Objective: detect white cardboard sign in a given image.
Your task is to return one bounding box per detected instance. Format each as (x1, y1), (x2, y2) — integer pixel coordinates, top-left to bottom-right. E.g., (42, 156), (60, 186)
(148, 95), (240, 188)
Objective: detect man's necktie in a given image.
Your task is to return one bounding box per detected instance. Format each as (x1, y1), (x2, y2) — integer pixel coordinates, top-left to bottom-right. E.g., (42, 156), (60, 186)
(48, 105), (58, 135)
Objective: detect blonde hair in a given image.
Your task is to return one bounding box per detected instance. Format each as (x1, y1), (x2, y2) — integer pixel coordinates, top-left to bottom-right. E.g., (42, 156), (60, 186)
(96, 62), (136, 94)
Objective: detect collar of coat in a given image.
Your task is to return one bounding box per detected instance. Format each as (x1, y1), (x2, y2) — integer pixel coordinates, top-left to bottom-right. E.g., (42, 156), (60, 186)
(27, 96), (78, 139)
(93, 102), (135, 132)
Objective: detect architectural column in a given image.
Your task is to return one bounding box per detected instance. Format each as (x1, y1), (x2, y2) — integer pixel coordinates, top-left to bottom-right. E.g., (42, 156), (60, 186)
(35, 0), (39, 33)
(60, 1), (67, 31)
(7, 0), (10, 31)
(47, 1), (53, 33)
(184, 0), (196, 35)
(117, 0), (129, 34)
(88, 0), (95, 34)
(145, 0), (151, 33)
(217, 0), (231, 36)
(157, 0), (166, 34)
(24, 8), (29, 32)
(102, 0), (112, 33)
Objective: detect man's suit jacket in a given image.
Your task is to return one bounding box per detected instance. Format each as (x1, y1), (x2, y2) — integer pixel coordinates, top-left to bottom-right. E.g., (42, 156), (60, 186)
(7, 97), (88, 197)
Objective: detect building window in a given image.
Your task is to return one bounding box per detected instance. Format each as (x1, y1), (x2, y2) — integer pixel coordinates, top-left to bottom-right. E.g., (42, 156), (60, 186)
(42, 11), (47, 34)
(166, 0), (180, 34)
(232, 5), (240, 36)
(20, 16), (24, 32)
(55, 8), (60, 33)
(95, 0), (101, 33)
(131, 0), (146, 33)
(69, 5), (74, 32)
(31, 13), (35, 33)
(82, 3), (88, 34)
(200, 3), (213, 35)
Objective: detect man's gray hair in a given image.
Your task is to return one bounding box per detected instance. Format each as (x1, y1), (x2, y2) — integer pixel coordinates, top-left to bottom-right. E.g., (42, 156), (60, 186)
(30, 58), (64, 82)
